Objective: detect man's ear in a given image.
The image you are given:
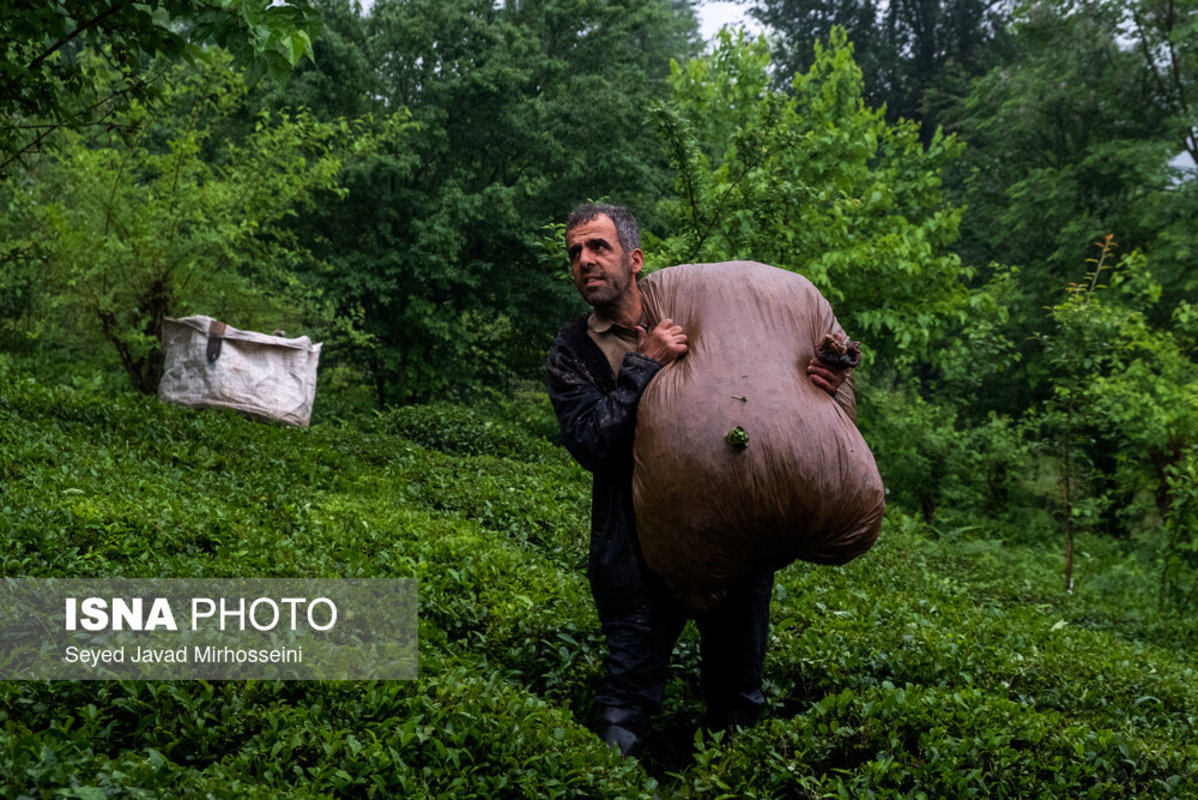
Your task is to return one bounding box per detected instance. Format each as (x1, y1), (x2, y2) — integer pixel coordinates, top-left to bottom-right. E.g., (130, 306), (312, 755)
(629, 248), (644, 275)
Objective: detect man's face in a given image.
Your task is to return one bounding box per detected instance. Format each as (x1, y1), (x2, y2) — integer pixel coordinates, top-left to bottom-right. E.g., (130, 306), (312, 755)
(565, 214), (643, 308)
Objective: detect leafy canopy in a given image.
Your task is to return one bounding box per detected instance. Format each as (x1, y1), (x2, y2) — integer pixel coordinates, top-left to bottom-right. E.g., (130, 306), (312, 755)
(12, 52), (407, 393)
(0, 0), (321, 176)
(652, 28), (969, 369)
(278, 0), (700, 405)
(1039, 238), (1198, 606)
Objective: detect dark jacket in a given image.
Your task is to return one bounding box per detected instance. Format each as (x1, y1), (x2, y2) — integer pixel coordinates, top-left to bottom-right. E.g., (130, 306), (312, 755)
(546, 314), (663, 618)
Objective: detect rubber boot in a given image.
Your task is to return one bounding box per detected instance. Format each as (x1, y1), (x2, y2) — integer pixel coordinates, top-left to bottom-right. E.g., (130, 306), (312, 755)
(595, 705), (646, 757)
(703, 690), (765, 734)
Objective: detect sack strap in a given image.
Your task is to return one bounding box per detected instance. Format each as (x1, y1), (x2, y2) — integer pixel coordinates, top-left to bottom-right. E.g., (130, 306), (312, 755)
(207, 320), (227, 363)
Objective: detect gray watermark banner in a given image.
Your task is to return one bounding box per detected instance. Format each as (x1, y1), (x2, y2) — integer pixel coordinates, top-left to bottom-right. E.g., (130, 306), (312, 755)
(0, 578), (417, 680)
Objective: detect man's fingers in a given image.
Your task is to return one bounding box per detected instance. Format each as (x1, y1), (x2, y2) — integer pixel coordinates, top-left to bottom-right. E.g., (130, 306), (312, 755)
(636, 319), (688, 365)
(807, 363), (842, 396)
(809, 374), (833, 392)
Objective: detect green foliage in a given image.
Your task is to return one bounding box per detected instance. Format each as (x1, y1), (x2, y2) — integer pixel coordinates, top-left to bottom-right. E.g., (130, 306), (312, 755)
(269, 0), (700, 405)
(0, 676), (650, 799)
(1038, 238), (1198, 606)
(1112, 0), (1197, 174)
(0, 365), (1195, 796)
(7, 53), (406, 392)
(930, 262), (1025, 415)
(862, 386), (1041, 535)
(749, 0), (1013, 137)
(941, 0), (1198, 420)
(948, 2), (1178, 273)
(664, 513), (1198, 797)
(1161, 447), (1198, 611)
(3, 0), (1198, 792)
(677, 683), (1193, 797)
(0, 362), (645, 796)
(370, 402), (562, 463)
(653, 29), (970, 370)
(0, 0), (321, 176)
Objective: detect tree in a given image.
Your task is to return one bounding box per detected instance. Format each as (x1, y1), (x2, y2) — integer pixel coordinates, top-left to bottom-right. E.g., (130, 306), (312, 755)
(948, 4), (1172, 272)
(0, 0), (320, 176)
(1124, 0), (1197, 168)
(11, 53), (401, 392)
(940, 0), (1198, 415)
(652, 29), (969, 372)
(747, 0), (1013, 137)
(1038, 236), (1198, 602)
(272, 0), (701, 405)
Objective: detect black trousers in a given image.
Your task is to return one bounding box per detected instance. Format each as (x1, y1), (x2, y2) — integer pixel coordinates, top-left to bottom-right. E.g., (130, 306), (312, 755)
(591, 555), (776, 728)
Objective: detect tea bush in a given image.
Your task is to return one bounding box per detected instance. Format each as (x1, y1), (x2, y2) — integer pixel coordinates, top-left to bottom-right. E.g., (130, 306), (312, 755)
(0, 368), (1194, 798)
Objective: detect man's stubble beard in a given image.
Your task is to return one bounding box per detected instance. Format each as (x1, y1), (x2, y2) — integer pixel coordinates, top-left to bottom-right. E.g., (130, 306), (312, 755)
(584, 252), (634, 309)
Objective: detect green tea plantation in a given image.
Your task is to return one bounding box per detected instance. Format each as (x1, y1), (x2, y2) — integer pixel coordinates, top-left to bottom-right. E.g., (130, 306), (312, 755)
(0, 365), (1194, 799)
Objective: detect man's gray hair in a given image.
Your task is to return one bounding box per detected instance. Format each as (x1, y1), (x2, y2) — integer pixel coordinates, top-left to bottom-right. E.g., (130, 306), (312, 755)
(566, 203), (641, 254)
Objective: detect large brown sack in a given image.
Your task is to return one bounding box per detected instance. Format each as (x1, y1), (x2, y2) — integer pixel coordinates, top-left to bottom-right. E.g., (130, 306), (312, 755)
(633, 261), (885, 611)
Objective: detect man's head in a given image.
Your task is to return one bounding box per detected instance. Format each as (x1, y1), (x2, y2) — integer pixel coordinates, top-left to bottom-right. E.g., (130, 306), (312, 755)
(566, 203), (641, 254)
(564, 203), (644, 311)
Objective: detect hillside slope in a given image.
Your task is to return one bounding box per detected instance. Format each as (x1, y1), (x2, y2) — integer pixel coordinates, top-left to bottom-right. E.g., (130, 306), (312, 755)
(0, 367), (1194, 798)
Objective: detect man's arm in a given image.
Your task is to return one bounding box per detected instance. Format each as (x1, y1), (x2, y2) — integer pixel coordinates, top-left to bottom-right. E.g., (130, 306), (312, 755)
(546, 318), (687, 472)
(546, 344), (662, 473)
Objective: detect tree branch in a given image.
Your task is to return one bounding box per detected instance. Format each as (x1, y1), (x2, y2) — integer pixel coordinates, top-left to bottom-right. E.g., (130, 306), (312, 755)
(0, 63), (163, 176)
(25, 1), (132, 75)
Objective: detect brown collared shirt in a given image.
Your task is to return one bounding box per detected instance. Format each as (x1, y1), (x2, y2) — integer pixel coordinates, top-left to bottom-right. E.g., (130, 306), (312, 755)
(586, 309), (647, 380)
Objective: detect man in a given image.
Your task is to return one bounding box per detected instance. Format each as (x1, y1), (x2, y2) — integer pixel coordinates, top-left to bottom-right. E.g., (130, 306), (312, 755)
(545, 203), (848, 757)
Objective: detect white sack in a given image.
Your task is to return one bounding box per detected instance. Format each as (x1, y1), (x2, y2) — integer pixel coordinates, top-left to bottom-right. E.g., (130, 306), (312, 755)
(158, 315), (322, 427)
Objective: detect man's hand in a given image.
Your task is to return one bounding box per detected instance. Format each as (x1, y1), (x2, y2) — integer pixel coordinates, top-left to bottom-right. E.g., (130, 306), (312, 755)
(807, 357), (847, 396)
(637, 318), (688, 366)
